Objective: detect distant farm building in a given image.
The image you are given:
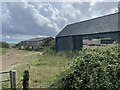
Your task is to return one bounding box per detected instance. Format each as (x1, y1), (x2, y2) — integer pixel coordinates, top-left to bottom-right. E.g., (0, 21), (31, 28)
(56, 12), (120, 51)
(19, 37), (54, 49)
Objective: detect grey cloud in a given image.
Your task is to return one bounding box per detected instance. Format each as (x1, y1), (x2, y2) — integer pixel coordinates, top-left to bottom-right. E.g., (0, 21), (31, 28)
(0, 2), (2, 37)
(91, 2), (118, 17)
(38, 3), (59, 17)
(29, 2), (67, 30)
(2, 1), (118, 43)
(62, 2), (117, 24)
(2, 2), (59, 37)
(61, 2), (93, 23)
(2, 35), (44, 43)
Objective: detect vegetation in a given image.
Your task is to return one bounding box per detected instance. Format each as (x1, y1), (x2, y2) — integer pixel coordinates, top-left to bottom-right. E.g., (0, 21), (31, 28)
(2, 49), (73, 88)
(0, 42), (10, 48)
(0, 42), (10, 55)
(2, 42), (120, 89)
(0, 48), (9, 55)
(16, 39), (56, 53)
(52, 44), (120, 89)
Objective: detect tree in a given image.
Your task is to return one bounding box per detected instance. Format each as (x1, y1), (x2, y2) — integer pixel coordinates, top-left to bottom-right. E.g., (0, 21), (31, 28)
(0, 42), (10, 48)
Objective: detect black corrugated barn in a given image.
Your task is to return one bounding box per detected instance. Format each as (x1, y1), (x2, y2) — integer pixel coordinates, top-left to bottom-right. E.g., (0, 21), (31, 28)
(56, 12), (120, 51)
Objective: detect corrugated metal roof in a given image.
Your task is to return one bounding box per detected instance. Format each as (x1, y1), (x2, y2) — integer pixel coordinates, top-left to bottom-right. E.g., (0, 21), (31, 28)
(57, 13), (119, 37)
(24, 37), (46, 42)
(21, 37), (53, 42)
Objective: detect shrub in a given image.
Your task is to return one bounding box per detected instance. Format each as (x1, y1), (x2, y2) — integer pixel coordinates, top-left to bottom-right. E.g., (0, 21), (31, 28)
(49, 40), (56, 50)
(56, 51), (79, 59)
(42, 40), (56, 54)
(0, 42), (10, 48)
(52, 44), (120, 89)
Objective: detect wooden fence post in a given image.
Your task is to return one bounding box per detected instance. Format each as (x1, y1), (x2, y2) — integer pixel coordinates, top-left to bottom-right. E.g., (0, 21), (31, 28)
(23, 70), (29, 90)
(10, 70), (16, 90)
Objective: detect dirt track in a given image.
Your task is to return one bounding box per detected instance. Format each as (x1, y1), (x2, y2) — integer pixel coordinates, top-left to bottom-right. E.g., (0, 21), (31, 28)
(1, 49), (21, 71)
(1, 49), (41, 71)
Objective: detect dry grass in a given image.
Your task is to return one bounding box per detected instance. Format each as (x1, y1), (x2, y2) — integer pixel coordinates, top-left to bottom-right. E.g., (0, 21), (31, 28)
(2, 49), (73, 88)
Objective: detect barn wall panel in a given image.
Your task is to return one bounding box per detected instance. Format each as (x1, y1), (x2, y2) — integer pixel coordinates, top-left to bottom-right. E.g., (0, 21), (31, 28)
(56, 36), (73, 51)
(72, 36), (83, 50)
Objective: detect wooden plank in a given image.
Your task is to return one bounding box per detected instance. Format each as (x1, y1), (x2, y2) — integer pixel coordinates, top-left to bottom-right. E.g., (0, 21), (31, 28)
(0, 80), (10, 83)
(10, 70), (16, 90)
(0, 71), (10, 74)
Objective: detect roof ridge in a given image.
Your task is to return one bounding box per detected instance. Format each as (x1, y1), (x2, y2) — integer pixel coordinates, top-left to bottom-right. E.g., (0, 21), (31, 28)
(56, 13), (119, 37)
(68, 13), (118, 26)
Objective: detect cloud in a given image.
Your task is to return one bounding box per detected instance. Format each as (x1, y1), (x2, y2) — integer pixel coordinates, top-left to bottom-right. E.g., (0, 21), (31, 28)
(38, 3), (59, 17)
(2, 1), (59, 37)
(2, 34), (48, 43)
(29, 2), (67, 29)
(90, 2), (118, 17)
(0, 2), (2, 38)
(2, 1), (118, 43)
(61, 2), (117, 24)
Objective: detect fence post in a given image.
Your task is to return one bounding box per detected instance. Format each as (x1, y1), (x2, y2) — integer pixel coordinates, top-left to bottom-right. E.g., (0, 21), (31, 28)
(23, 70), (29, 90)
(10, 70), (16, 90)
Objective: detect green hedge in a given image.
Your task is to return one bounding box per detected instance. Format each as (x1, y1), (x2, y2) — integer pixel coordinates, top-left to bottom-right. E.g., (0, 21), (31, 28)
(0, 42), (10, 48)
(52, 44), (120, 89)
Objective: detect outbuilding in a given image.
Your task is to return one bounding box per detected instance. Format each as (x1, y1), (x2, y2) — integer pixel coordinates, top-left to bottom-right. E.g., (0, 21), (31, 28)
(19, 37), (54, 49)
(56, 12), (120, 51)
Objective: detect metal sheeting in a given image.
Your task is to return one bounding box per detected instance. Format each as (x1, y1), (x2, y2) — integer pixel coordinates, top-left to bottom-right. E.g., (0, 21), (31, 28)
(56, 35), (83, 51)
(57, 13), (119, 37)
(21, 37), (46, 42)
(56, 36), (73, 51)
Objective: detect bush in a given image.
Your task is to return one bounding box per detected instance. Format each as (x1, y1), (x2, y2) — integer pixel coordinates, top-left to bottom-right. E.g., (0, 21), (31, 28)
(42, 40), (56, 54)
(52, 44), (120, 89)
(56, 51), (79, 59)
(49, 40), (56, 50)
(14, 43), (21, 49)
(0, 42), (10, 48)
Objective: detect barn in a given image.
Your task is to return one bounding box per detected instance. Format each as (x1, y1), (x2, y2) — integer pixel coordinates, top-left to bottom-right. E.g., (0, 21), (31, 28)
(19, 37), (54, 49)
(56, 12), (120, 51)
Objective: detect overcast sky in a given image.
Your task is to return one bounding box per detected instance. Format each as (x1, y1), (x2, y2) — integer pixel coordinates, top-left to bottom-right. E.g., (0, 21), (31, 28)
(1, 1), (119, 43)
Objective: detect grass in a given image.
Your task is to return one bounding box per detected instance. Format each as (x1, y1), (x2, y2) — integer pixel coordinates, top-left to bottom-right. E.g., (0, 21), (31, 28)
(0, 48), (9, 55)
(2, 45), (118, 88)
(2, 49), (73, 88)
(16, 53), (72, 88)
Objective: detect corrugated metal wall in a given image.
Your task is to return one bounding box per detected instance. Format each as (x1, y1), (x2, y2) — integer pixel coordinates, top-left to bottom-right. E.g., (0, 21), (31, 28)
(56, 36), (73, 51)
(72, 35), (83, 50)
(56, 35), (83, 51)
(118, 12), (120, 44)
(56, 31), (120, 52)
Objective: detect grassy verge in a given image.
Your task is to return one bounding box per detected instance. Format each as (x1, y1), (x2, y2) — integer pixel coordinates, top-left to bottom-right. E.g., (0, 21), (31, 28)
(0, 48), (9, 55)
(16, 53), (73, 88)
(2, 49), (73, 88)
(4, 45), (115, 88)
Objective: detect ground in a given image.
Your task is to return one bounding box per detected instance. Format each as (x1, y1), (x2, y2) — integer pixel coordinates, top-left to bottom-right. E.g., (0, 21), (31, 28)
(1, 48), (72, 88)
(1, 49), (40, 71)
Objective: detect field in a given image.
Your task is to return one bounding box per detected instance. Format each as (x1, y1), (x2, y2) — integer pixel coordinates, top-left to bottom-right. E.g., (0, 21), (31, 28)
(2, 48), (73, 88)
(2, 44), (120, 89)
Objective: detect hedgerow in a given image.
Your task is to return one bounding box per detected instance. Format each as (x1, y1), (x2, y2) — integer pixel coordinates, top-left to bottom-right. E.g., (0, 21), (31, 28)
(52, 44), (120, 89)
